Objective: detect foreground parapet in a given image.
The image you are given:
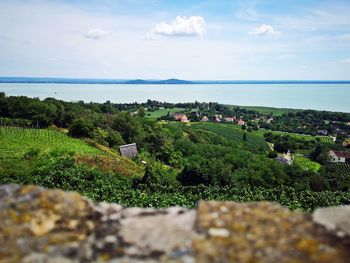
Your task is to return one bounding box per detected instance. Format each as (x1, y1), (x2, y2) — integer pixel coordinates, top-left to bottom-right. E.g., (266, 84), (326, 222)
(0, 184), (349, 263)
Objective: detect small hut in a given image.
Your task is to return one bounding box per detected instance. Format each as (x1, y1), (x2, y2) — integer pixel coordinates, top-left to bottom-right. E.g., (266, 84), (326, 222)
(119, 143), (138, 158)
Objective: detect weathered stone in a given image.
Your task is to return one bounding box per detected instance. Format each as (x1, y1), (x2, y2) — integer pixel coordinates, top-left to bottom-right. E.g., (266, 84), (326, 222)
(313, 206), (350, 238)
(193, 201), (350, 263)
(119, 207), (196, 257)
(0, 184), (349, 263)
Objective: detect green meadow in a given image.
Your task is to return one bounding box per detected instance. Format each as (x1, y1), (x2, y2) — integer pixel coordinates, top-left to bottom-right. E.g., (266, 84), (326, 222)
(147, 108), (185, 120)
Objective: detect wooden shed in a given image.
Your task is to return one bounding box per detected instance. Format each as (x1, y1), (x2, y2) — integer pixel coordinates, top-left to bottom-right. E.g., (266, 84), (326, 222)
(119, 143), (138, 158)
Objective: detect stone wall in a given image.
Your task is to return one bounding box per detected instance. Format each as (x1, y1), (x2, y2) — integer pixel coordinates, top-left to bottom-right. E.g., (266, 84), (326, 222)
(0, 184), (349, 263)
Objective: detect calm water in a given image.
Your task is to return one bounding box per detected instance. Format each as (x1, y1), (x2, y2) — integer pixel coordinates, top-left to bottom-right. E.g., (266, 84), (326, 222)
(1, 83), (350, 112)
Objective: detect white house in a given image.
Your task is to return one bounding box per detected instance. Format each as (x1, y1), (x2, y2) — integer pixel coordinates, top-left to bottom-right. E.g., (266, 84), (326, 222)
(201, 116), (209, 122)
(328, 150), (350, 163)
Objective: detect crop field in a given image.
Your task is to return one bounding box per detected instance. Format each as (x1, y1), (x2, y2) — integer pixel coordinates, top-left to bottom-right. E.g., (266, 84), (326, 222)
(188, 123), (269, 151)
(254, 129), (333, 144)
(293, 156), (321, 172)
(147, 108), (185, 120)
(0, 127), (104, 159)
(316, 136), (334, 144)
(328, 163), (350, 177)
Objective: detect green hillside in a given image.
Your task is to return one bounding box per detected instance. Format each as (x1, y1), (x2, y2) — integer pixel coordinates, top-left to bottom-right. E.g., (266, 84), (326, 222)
(0, 127), (103, 158)
(0, 127), (142, 178)
(185, 123), (269, 151)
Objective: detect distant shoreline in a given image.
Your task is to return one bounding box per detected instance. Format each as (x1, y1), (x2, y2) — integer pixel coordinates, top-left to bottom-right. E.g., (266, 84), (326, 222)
(1, 77), (350, 85)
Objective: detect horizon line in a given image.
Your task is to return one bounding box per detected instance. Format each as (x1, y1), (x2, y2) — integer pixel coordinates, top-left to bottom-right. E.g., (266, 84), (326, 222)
(1, 76), (350, 84)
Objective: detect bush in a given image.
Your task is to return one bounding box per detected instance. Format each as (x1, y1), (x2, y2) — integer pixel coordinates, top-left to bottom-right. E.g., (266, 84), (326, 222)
(107, 130), (125, 148)
(68, 119), (94, 138)
(267, 151), (278, 158)
(178, 157), (233, 186)
(23, 147), (40, 159)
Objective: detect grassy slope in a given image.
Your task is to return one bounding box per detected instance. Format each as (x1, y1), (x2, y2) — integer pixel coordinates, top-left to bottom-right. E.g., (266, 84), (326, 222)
(0, 127), (142, 177)
(187, 122), (269, 151)
(293, 156), (321, 172)
(0, 128), (103, 158)
(147, 108), (185, 120)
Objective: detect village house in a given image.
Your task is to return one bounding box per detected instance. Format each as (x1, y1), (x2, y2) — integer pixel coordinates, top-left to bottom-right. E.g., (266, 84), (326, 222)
(215, 117), (221, 123)
(276, 150), (293, 165)
(224, 116), (236, 122)
(266, 117), (274, 124)
(173, 113), (189, 122)
(276, 156), (292, 165)
(328, 150), (350, 163)
(237, 119), (246, 126)
(317, 129), (329, 136)
(201, 116), (209, 122)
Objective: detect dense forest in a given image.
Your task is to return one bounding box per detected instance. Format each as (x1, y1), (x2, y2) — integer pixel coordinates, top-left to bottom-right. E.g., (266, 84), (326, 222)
(1, 92), (349, 211)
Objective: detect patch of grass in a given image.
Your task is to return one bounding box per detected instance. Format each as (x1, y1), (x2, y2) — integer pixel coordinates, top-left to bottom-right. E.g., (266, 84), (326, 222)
(74, 155), (143, 176)
(0, 127), (103, 158)
(187, 122), (269, 151)
(293, 156), (321, 172)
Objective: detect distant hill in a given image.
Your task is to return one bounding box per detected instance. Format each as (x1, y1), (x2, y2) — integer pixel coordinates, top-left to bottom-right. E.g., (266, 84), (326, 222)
(0, 77), (349, 85)
(0, 77), (193, 85)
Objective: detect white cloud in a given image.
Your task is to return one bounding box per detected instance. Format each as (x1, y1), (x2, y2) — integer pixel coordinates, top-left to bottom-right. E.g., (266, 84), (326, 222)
(340, 58), (350, 64)
(84, 28), (109, 39)
(151, 16), (206, 37)
(249, 24), (280, 36)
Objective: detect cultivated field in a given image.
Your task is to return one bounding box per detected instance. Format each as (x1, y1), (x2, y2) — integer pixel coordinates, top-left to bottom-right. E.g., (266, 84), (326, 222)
(293, 156), (321, 172)
(328, 163), (350, 176)
(0, 127), (104, 159)
(187, 123), (269, 151)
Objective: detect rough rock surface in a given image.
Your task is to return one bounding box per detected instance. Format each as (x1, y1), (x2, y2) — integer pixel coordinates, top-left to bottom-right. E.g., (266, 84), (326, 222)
(0, 184), (349, 263)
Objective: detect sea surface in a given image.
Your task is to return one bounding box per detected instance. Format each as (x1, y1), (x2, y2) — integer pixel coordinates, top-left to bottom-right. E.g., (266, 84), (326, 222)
(1, 83), (350, 112)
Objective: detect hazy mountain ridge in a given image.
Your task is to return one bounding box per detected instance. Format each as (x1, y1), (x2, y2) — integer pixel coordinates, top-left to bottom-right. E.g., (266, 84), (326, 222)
(1, 77), (349, 85)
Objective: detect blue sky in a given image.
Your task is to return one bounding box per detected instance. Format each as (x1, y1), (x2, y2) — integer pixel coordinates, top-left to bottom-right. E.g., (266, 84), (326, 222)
(0, 0), (349, 79)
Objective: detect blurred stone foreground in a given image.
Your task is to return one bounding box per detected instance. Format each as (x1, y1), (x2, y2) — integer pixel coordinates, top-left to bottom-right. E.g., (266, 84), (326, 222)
(0, 185), (350, 263)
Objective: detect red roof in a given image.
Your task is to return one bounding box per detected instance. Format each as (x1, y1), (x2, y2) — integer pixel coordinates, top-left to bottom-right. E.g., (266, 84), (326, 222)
(332, 150), (350, 158)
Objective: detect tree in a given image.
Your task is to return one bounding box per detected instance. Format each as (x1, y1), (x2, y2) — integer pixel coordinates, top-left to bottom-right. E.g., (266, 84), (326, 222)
(267, 151), (278, 158)
(112, 113), (140, 143)
(178, 157), (233, 186)
(310, 144), (330, 165)
(138, 107), (146, 118)
(107, 130), (125, 149)
(242, 132), (247, 141)
(69, 119), (94, 138)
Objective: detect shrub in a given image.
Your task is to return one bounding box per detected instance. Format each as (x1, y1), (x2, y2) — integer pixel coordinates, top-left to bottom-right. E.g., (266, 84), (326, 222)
(68, 119), (94, 138)
(23, 147), (40, 159)
(267, 151), (278, 158)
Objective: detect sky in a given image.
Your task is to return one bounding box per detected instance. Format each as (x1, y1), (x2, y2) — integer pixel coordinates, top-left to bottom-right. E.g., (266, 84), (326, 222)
(0, 0), (349, 80)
